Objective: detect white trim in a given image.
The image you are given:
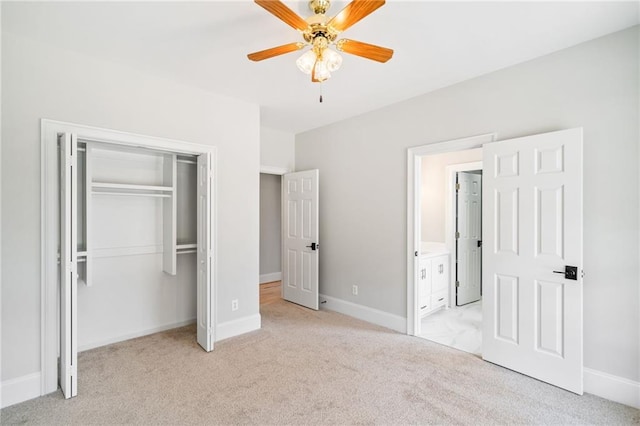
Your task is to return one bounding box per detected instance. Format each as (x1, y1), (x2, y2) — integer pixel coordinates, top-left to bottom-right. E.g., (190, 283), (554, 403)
(319, 294), (406, 334)
(260, 272), (282, 284)
(41, 119), (217, 396)
(584, 368), (640, 409)
(444, 161), (483, 307)
(260, 165), (290, 175)
(407, 133), (496, 336)
(215, 314), (262, 341)
(78, 319), (196, 352)
(1, 373), (41, 409)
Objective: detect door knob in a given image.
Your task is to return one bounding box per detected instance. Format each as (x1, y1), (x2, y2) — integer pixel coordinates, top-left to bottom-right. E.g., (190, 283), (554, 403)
(306, 242), (317, 251)
(553, 265), (578, 280)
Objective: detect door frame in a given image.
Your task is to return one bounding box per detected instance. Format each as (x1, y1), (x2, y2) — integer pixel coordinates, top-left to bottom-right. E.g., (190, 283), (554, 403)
(444, 161), (483, 307)
(406, 133), (496, 336)
(259, 165), (290, 298)
(41, 119), (217, 396)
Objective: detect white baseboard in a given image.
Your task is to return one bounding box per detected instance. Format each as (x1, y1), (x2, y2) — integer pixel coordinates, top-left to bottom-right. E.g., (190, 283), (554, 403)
(1, 372), (41, 409)
(584, 368), (640, 408)
(78, 318), (196, 352)
(259, 272), (282, 284)
(216, 314), (261, 342)
(319, 294), (407, 333)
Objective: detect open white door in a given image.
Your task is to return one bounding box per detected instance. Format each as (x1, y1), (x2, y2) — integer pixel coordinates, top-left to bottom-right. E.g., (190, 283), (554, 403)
(60, 133), (78, 398)
(456, 171), (482, 306)
(482, 128), (583, 394)
(196, 153), (214, 351)
(282, 170), (319, 310)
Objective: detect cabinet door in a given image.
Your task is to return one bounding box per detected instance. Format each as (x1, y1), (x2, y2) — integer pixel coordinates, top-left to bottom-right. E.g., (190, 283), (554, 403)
(431, 254), (449, 292)
(418, 257), (431, 311)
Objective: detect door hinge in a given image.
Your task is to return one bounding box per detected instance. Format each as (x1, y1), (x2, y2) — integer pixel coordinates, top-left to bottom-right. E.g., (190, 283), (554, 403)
(455, 232), (460, 239)
(70, 364), (77, 377)
(455, 281), (460, 288)
(455, 183), (460, 191)
(208, 328), (213, 336)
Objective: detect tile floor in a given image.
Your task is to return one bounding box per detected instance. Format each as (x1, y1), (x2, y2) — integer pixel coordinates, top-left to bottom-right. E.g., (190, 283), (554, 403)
(419, 300), (482, 356)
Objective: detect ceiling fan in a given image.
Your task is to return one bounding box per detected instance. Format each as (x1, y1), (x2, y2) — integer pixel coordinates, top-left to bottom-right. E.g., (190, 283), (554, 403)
(247, 0), (393, 83)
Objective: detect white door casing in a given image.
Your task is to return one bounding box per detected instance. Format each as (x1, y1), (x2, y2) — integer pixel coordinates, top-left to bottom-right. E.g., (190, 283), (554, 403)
(482, 128), (583, 394)
(60, 133), (78, 399)
(282, 170), (319, 310)
(197, 153), (214, 351)
(456, 171), (482, 306)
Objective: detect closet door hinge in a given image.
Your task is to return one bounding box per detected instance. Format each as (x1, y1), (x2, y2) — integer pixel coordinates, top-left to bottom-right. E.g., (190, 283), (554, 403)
(455, 232), (460, 239)
(70, 364), (77, 377)
(455, 183), (460, 191)
(208, 328), (213, 337)
(455, 281), (460, 288)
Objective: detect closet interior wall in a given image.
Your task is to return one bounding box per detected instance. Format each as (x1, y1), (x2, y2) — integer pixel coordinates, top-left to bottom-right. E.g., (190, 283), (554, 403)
(74, 142), (198, 351)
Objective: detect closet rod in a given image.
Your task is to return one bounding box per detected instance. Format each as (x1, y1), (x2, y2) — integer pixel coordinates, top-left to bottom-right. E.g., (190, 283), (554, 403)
(177, 250), (197, 255)
(177, 159), (197, 165)
(91, 191), (172, 198)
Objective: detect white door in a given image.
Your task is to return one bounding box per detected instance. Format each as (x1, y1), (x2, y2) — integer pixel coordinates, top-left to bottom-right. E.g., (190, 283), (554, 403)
(482, 128), (583, 394)
(282, 170), (319, 310)
(60, 133), (78, 399)
(196, 153), (214, 351)
(456, 171), (482, 306)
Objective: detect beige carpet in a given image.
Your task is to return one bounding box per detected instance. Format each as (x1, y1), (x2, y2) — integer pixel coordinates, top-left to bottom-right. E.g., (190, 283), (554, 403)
(2, 300), (638, 425)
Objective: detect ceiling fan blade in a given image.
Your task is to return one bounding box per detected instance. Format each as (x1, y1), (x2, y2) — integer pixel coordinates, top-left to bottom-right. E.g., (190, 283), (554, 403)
(336, 39), (393, 63)
(255, 0), (310, 31)
(247, 42), (305, 61)
(327, 0), (385, 33)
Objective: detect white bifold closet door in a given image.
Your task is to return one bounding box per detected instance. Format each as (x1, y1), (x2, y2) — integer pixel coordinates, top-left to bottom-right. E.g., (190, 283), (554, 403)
(60, 133), (78, 398)
(59, 134), (215, 400)
(196, 153), (214, 351)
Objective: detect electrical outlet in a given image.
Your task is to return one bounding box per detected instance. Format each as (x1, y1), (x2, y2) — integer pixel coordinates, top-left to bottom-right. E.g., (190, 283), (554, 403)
(352, 285), (358, 296)
(231, 299), (239, 311)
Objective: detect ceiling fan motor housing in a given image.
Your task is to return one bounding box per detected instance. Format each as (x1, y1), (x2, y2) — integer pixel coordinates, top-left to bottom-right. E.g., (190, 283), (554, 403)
(309, 0), (331, 15)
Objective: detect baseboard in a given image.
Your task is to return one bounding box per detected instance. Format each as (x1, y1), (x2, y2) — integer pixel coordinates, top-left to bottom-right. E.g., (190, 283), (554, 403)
(584, 368), (640, 408)
(259, 272), (282, 284)
(319, 294), (406, 333)
(78, 318), (196, 352)
(216, 314), (262, 342)
(1, 372), (41, 409)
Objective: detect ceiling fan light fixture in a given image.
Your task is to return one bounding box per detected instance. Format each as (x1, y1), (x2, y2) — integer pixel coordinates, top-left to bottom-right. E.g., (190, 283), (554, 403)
(313, 59), (331, 82)
(296, 50), (316, 74)
(323, 47), (342, 72)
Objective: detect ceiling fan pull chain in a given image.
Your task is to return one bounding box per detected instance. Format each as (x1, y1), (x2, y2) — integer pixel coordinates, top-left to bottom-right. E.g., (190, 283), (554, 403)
(319, 83), (323, 103)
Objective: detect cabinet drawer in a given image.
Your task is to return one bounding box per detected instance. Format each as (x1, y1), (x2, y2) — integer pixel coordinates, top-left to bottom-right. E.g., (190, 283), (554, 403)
(431, 290), (447, 309)
(419, 302), (430, 316)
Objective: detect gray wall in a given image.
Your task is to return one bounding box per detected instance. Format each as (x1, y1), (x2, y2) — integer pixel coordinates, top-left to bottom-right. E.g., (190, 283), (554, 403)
(1, 28), (260, 382)
(260, 174), (282, 276)
(296, 27), (639, 382)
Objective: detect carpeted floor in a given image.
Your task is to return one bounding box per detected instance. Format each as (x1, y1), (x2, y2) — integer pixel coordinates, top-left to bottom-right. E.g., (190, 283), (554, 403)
(2, 299), (638, 425)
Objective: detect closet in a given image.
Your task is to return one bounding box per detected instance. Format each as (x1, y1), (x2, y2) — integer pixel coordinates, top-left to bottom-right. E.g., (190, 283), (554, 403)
(56, 130), (214, 399)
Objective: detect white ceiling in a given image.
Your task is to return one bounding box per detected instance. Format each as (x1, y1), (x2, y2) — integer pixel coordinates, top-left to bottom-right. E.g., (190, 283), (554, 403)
(4, 1), (638, 134)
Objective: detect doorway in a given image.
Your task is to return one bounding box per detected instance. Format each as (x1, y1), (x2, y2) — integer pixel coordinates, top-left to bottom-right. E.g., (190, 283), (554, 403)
(417, 148), (484, 355)
(42, 120), (216, 399)
(260, 172), (283, 304)
(408, 129), (585, 394)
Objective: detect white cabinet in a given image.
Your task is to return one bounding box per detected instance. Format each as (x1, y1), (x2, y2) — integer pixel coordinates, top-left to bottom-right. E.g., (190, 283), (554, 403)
(418, 252), (450, 317)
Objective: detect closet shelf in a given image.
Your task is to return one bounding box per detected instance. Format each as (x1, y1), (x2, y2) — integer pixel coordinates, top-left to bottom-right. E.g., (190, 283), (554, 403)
(92, 182), (174, 192)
